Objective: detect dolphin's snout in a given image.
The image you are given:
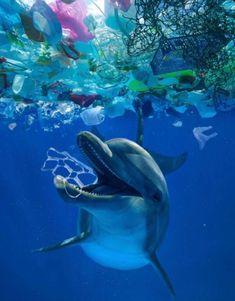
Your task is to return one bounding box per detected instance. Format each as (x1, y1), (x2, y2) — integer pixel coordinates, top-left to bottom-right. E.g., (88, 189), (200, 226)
(77, 131), (112, 158)
(77, 131), (98, 146)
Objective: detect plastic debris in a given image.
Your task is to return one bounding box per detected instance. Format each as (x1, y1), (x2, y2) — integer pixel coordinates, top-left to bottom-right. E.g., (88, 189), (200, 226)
(12, 75), (37, 98)
(0, 0), (233, 128)
(50, 0), (94, 42)
(59, 39), (80, 60)
(41, 147), (97, 187)
(30, 0), (62, 45)
(70, 94), (102, 107)
(8, 122), (17, 130)
(172, 120), (183, 128)
(105, 96), (134, 118)
(109, 0), (132, 12)
(80, 106), (105, 126)
(193, 126), (218, 150)
(133, 95), (154, 118)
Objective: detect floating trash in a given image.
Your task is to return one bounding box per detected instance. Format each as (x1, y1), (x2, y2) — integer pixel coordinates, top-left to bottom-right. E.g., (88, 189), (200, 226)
(172, 120), (183, 128)
(0, 0), (233, 127)
(41, 147), (97, 187)
(50, 0), (94, 42)
(8, 122), (17, 130)
(193, 126), (218, 150)
(80, 106), (105, 126)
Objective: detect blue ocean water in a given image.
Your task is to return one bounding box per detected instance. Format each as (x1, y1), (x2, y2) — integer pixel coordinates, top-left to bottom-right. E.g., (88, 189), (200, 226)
(1, 110), (235, 301)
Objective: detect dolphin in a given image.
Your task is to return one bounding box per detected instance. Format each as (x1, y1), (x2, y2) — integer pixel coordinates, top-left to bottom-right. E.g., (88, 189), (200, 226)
(36, 131), (185, 298)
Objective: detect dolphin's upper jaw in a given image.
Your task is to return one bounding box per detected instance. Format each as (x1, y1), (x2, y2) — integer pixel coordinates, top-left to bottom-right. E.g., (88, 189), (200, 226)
(77, 131), (121, 179)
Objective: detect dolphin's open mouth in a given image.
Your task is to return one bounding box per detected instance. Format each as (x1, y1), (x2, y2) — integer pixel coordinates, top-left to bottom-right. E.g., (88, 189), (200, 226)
(77, 131), (141, 198)
(77, 131), (118, 179)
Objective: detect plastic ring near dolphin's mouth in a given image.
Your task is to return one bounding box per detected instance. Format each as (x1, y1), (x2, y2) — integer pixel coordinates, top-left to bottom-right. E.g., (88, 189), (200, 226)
(55, 175), (107, 198)
(55, 175), (81, 198)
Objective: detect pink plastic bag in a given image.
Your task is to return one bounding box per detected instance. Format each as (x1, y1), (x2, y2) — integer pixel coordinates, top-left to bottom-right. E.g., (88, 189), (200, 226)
(50, 0), (94, 42)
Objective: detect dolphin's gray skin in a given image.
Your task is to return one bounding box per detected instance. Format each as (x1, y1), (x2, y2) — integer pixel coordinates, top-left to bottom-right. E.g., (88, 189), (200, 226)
(36, 131), (177, 297)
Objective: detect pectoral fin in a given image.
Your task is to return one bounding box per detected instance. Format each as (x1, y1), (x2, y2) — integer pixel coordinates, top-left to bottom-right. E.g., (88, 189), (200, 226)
(33, 232), (90, 253)
(149, 253), (175, 299)
(78, 209), (91, 234)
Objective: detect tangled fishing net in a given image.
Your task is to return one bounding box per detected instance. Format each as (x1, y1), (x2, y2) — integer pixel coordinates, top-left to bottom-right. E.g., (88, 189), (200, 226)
(125, 0), (235, 92)
(127, 0), (234, 57)
(41, 147), (97, 187)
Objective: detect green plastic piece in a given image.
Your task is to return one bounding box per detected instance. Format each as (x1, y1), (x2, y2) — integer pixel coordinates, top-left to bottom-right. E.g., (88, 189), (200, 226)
(128, 80), (149, 92)
(157, 69), (195, 79)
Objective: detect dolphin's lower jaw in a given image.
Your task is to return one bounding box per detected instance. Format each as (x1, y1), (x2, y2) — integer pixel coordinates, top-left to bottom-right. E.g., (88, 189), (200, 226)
(54, 175), (112, 200)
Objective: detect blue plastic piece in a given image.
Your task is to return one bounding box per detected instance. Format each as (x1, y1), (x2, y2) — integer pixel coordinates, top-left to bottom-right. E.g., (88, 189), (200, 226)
(150, 34), (227, 75)
(30, 0), (62, 45)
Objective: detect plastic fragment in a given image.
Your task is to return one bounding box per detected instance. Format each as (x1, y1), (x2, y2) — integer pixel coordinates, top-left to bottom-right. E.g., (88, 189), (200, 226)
(193, 126), (218, 150)
(42, 147), (97, 187)
(172, 120), (183, 128)
(80, 106), (105, 126)
(8, 122), (17, 130)
(30, 0), (62, 45)
(50, 0), (94, 42)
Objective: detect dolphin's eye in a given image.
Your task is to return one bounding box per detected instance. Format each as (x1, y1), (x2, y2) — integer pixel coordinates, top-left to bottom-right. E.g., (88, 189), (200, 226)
(152, 191), (162, 203)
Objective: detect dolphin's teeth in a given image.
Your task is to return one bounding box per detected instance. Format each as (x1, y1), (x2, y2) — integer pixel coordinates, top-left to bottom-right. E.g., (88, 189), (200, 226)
(80, 187), (101, 197)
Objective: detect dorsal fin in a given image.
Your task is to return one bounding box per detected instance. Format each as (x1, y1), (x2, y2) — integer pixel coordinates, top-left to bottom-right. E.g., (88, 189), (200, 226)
(135, 103), (187, 174)
(149, 150), (188, 175)
(135, 99), (144, 146)
(90, 113), (187, 175)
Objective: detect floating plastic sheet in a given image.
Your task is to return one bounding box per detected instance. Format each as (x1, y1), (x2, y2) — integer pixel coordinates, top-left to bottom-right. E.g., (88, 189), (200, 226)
(50, 0), (94, 42)
(193, 126), (218, 150)
(80, 106), (105, 126)
(20, 13), (45, 42)
(31, 0), (62, 45)
(42, 147), (97, 187)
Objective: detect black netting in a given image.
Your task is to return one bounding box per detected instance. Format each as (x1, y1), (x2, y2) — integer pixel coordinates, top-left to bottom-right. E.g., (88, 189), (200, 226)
(125, 0), (234, 89)
(126, 0), (235, 57)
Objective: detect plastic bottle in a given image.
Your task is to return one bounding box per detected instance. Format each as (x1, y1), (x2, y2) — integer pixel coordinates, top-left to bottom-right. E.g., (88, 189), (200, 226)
(12, 74), (36, 98)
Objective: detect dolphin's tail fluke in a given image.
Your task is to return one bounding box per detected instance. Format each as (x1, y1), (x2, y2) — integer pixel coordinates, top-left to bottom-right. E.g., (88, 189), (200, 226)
(149, 253), (176, 299)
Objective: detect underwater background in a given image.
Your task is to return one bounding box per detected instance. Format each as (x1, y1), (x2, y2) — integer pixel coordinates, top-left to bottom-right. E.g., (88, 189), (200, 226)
(1, 110), (235, 301)
(0, 0), (235, 300)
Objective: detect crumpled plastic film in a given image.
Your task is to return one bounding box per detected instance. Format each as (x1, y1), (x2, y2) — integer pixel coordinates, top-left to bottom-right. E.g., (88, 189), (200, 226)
(41, 147), (97, 189)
